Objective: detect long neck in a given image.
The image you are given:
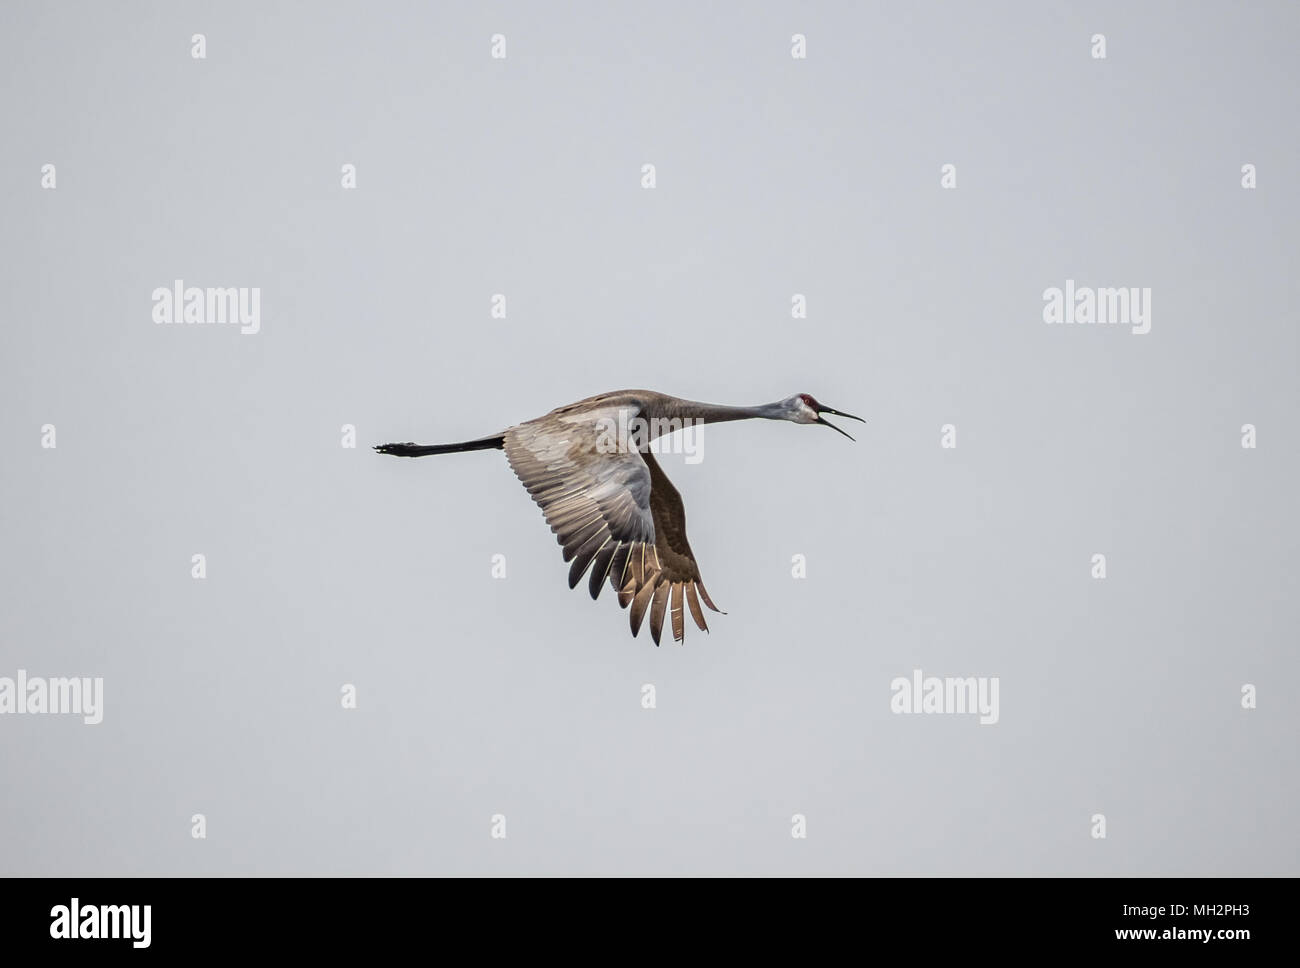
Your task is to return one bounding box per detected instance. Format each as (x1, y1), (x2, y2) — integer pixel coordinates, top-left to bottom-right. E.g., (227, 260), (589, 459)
(650, 397), (784, 425)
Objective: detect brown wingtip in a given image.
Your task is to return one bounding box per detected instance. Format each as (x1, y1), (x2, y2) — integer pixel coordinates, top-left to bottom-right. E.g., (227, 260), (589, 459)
(617, 580), (636, 609)
(669, 582), (685, 644)
(695, 580), (724, 614)
(648, 580), (670, 647)
(629, 575), (659, 637)
(684, 582), (708, 633)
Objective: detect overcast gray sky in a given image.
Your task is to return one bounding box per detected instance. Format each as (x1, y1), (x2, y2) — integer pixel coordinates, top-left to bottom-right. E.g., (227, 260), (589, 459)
(1, 0), (1296, 875)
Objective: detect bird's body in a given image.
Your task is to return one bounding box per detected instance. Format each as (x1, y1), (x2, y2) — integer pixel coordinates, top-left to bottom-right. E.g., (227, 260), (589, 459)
(377, 390), (861, 645)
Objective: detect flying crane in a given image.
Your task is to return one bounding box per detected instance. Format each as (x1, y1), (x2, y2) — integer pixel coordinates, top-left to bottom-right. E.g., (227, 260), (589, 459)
(376, 390), (862, 645)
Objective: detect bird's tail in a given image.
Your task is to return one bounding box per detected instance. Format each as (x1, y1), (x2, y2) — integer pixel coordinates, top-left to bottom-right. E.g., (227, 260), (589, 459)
(374, 434), (504, 457)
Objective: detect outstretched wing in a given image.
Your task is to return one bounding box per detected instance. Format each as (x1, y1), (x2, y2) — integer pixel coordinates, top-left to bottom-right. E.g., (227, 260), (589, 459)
(637, 448), (723, 643)
(502, 404), (720, 644)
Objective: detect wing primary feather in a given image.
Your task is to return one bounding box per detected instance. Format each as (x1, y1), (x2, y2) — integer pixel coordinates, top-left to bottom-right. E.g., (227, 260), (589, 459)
(631, 545), (647, 589)
(561, 518), (606, 561)
(617, 545), (640, 608)
(551, 509), (602, 538)
(588, 542), (617, 600)
(608, 544), (632, 596)
(670, 582), (685, 643)
(568, 535), (610, 589)
(695, 580), (724, 614)
(684, 582), (708, 632)
(629, 578), (658, 637)
(648, 580), (671, 647)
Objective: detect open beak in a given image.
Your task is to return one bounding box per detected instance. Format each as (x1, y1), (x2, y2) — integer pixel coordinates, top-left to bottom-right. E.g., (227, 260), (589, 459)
(816, 406), (865, 441)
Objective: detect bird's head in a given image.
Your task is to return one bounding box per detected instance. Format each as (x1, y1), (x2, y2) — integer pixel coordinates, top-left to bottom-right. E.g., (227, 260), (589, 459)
(782, 393), (865, 440)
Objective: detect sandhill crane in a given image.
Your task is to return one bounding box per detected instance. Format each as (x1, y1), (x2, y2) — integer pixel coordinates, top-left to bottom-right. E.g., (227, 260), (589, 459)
(376, 390), (863, 645)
